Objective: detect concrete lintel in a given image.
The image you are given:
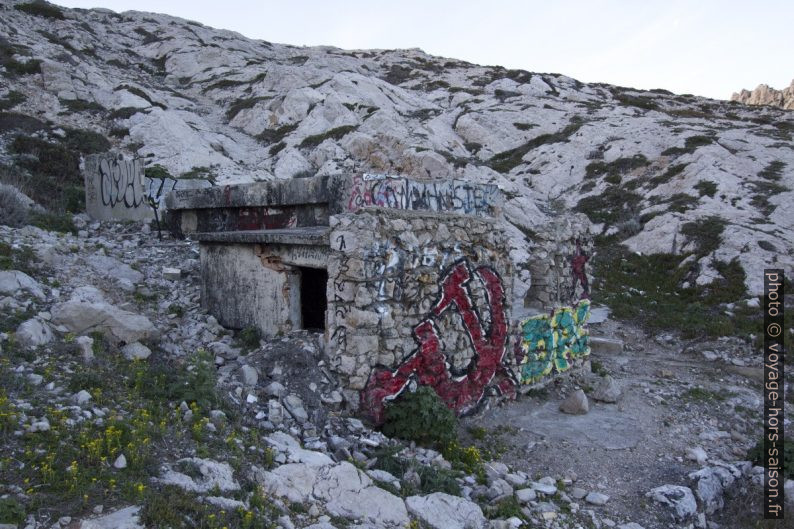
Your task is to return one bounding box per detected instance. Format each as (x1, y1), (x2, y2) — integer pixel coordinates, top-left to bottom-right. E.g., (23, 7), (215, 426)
(194, 227), (330, 246)
(166, 175), (331, 210)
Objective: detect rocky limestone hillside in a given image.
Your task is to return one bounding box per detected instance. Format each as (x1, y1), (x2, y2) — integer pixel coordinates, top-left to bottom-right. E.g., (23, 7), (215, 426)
(0, 0), (792, 302)
(732, 79), (794, 111)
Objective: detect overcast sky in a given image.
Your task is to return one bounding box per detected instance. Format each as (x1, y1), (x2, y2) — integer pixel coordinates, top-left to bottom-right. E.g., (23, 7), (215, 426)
(53, 0), (793, 100)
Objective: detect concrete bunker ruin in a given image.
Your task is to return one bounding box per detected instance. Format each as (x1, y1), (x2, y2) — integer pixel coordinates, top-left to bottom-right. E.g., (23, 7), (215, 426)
(166, 173), (594, 421)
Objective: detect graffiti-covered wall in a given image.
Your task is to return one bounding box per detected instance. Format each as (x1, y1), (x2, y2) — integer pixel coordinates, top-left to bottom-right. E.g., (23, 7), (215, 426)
(84, 153), (211, 222)
(326, 209), (516, 420)
(523, 214), (594, 310)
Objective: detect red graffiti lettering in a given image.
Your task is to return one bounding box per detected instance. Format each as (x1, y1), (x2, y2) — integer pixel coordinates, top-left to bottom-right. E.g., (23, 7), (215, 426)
(360, 259), (515, 423)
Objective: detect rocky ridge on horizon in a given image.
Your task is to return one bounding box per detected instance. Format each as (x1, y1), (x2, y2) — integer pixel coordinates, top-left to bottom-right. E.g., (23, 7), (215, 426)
(732, 79), (794, 111)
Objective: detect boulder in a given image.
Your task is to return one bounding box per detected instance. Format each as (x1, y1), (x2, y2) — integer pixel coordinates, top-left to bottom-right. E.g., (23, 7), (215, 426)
(405, 492), (486, 529)
(257, 461), (409, 527)
(592, 375), (622, 403)
(560, 389), (589, 414)
(80, 506), (143, 529)
(51, 300), (158, 344)
(0, 270), (45, 300)
(15, 318), (53, 347)
(158, 458), (240, 493)
(646, 485), (697, 521)
(121, 342), (152, 360)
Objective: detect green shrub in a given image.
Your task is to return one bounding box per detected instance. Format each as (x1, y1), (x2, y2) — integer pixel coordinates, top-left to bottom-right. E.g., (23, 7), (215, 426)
(574, 185), (643, 225)
(381, 386), (457, 447)
(488, 119), (585, 173)
(0, 186), (30, 227)
(0, 112), (46, 133)
(662, 135), (713, 156)
(226, 96), (270, 121)
(14, 1), (65, 20)
(60, 99), (106, 114)
(255, 123), (298, 144)
(237, 326), (260, 351)
(63, 128), (111, 155)
(747, 437), (794, 480)
(585, 154), (649, 180)
(614, 93), (659, 111)
(144, 164), (173, 180)
(694, 180), (717, 197)
(0, 497), (25, 525)
(0, 90), (25, 111)
(298, 125), (358, 148)
(680, 216), (726, 256)
(29, 211), (76, 234)
(759, 160), (786, 181)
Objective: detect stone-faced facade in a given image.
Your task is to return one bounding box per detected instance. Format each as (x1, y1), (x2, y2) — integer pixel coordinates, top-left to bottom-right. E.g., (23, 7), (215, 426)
(166, 173), (593, 421)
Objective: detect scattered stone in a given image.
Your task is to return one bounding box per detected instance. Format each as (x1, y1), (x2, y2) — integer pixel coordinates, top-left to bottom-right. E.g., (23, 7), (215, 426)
(585, 491), (609, 505)
(264, 381), (287, 397)
(258, 461), (409, 526)
(29, 418), (51, 432)
(16, 318), (53, 347)
(570, 487), (587, 500)
(560, 389), (589, 415)
(688, 465), (736, 514)
(283, 394), (309, 423)
(74, 390), (92, 405)
(163, 267), (182, 280)
(159, 458), (240, 493)
(530, 481), (557, 495)
(515, 488), (537, 503)
(121, 342), (152, 360)
(686, 446), (708, 466)
(646, 485), (697, 520)
(240, 364), (258, 386)
(592, 375), (621, 403)
(76, 335), (95, 361)
(79, 506), (143, 529)
(113, 454), (127, 469)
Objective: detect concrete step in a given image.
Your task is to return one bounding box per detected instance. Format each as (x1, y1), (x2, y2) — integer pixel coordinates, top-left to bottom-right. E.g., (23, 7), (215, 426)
(589, 336), (624, 355)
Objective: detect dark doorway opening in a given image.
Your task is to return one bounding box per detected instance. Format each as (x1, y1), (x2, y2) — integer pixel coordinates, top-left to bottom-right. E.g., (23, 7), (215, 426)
(300, 267), (327, 331)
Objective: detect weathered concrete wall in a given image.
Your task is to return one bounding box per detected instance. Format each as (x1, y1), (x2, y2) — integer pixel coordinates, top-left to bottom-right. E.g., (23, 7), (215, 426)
(200, 238), (329, 335)
(341, 173), (503, 218)
(166, 174), (502, 236)
(326, 209), (516, 421)
(200, 243), (299, 336)
(85, 153), (211, 222)
(84, 154), (151, 221)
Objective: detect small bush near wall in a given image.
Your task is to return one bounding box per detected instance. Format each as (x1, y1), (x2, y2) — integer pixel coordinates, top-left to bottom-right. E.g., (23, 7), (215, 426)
(381, 386), (457, 447)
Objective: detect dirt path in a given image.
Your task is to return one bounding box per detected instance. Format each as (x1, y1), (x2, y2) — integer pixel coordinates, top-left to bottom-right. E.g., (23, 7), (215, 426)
(461, 316), (770, 528)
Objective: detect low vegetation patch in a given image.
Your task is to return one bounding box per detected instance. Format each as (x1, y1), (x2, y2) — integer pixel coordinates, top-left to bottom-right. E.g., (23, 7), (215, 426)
(661, 135), (714, 156)
(0, 91), (26, 111)
(585, 154), (649, 183)
(14, 1), (65, 20)
(574, 185), (642, 226)
(255, 123), (298, 145)
(488, 118), (585, 173)
(694, 179), (718, 197)
(226, 96), (271, 121)
(298, 125), (357, 148)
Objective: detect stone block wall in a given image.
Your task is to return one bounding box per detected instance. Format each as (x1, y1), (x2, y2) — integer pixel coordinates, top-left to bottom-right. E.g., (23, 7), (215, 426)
(326, 208), (516, 421)
(523, 213), (594, 311)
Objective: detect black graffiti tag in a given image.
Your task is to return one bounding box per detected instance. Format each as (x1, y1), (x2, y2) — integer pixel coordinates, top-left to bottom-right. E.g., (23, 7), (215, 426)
(99, 158), (145, 208)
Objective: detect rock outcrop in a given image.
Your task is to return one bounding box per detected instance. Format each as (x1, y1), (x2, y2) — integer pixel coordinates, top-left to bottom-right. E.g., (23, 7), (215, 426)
(731, 79), (794, 110)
